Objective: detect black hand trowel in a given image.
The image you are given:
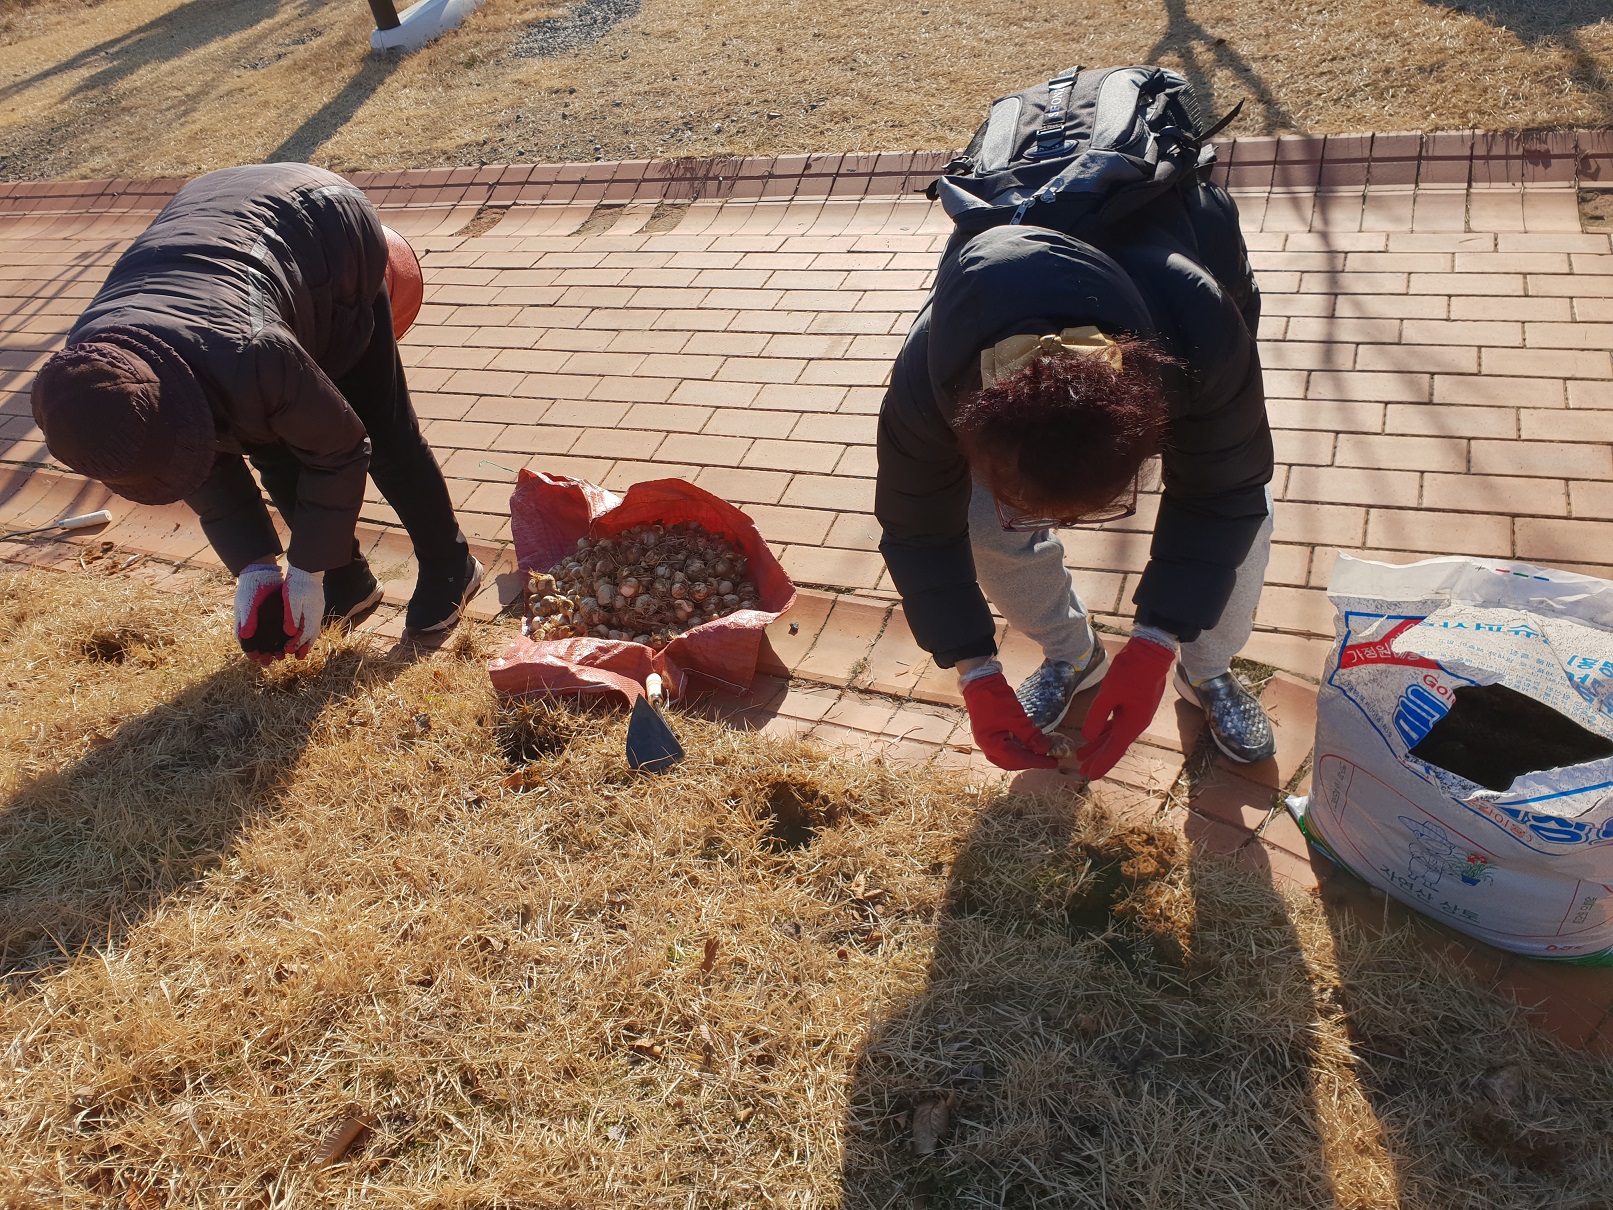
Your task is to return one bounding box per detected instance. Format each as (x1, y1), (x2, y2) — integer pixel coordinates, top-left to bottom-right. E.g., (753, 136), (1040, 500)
(626, 672), (684, 773)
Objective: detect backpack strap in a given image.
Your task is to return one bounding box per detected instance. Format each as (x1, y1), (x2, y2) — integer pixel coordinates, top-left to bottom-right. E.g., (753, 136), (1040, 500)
(1197, 98), (1246, 142)
(1029, 66), (1082, 160)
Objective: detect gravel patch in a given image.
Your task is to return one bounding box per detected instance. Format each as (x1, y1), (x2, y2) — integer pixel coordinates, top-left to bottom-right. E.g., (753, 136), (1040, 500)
(511, 0), (641, 58)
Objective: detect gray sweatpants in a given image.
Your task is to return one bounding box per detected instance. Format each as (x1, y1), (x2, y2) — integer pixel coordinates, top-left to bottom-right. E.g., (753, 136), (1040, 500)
(968, 480), (1274, 683)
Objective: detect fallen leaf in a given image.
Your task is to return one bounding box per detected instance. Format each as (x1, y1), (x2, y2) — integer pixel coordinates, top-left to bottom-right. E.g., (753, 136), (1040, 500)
(701, 936), (719, 972)
(735, 1106), (755, 1125)
(413, 712), (431, 734)
(910, 1092), (957, 1156)
(314, 1109), (373, 1167)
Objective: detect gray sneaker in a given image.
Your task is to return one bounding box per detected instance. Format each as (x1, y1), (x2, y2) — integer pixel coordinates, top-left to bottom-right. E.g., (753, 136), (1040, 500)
(1016, 641), (1110, 734)
(1175, 668), (1276, 763)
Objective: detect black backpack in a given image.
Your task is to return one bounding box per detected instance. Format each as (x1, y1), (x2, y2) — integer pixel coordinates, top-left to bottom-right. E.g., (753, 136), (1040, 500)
(927, 65), (1241, 237)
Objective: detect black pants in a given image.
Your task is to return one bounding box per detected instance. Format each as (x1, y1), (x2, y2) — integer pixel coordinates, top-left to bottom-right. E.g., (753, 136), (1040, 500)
(250, 294), (467, 580)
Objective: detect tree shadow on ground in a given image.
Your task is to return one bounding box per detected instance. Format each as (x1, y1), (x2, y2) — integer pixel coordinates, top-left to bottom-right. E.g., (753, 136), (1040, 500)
(1427, 1), (1613, 121)
(1431, 1), (1613, 40)
(0, 0), (280, 103)
(1303, 848), (1613, 1206)
(1147, 0), (1295, 134)
(0, 646), (412, 989)
(266, 49), (404, 163)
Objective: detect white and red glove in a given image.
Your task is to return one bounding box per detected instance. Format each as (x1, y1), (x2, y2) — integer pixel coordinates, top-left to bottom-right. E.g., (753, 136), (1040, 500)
(1077, 628), (1177, 779)
(235, 563), (285, 665)
(281, 566), (325, 659)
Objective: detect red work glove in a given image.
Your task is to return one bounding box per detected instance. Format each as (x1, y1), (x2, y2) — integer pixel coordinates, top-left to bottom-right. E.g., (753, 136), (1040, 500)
(960, 661), (1058, 771)
(1077, 633), (1176, 780)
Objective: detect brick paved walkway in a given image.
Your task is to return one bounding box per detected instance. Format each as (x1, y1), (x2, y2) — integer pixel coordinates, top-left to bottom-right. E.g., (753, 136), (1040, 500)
(3, 130), (1613, 1049)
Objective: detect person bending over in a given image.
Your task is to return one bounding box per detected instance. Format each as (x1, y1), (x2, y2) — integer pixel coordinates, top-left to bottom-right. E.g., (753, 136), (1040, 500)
(877, 184), (1276, 777)
(31, 163), (481, 663)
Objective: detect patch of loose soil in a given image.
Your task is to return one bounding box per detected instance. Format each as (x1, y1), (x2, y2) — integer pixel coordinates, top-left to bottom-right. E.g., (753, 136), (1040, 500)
(0, 1), (1610, 181)
(1064, 825), (1194, 966)
(1410, 681), (1613, 791)
(77, 624), (169, 665)
(758, 776), (842, 850)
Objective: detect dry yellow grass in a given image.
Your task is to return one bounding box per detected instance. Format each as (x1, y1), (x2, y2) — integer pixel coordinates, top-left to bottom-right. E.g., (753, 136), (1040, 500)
(0, 1), (1609, 182)
(1, 564), (1612, 1207)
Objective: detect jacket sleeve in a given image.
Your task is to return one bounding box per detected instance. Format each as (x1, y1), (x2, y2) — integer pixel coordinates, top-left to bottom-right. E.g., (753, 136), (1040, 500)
(875, 311), (997, 668)
(185, 452), (282, 575)
(252, 329), (372, 573)
(1185, 182), (1261, 338)
(1127, 245), (1274, 642)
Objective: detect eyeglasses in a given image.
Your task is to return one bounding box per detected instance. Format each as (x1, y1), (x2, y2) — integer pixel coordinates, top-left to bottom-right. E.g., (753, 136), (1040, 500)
(994, 475), (1140, 532)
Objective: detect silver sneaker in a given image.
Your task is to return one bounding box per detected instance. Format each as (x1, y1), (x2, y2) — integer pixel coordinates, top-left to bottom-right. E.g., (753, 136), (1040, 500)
(1016, 641), (1110, 734)
(1175, 668), (1276, 763)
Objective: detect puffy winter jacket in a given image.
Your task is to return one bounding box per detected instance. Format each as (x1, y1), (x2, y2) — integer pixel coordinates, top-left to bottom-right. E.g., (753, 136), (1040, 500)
(67, 163), (389, 574)
(876, 182), (1273, 666)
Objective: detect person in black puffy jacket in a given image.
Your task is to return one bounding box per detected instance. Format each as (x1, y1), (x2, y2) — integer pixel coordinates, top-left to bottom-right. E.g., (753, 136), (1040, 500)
(876, 182), (1276, 776)
(30, 163), (481, 663)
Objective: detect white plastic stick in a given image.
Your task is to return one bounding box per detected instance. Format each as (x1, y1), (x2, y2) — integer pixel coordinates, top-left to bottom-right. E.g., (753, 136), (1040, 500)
(56, 510), (113, 530)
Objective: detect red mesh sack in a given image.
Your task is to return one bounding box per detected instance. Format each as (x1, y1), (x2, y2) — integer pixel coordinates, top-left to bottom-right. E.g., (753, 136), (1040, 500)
(489, 471), (796, 702)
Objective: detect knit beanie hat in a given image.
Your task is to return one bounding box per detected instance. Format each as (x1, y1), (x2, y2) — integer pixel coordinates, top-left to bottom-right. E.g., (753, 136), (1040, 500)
(31, 326), (216, 506)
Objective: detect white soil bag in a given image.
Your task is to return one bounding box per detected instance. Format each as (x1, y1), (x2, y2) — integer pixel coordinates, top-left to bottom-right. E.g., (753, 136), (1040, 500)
(1296, 554), (1613, 965)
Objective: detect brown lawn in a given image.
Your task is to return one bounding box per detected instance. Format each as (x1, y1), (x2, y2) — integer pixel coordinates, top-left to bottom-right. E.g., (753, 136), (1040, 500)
(0, 0), (1609, 181)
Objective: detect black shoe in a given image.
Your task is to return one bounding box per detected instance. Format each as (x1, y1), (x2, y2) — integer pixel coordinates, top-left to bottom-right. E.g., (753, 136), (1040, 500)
(322, 558), (383, 626)
(1014, 627), (1110, 733)
(406, 554), (484, 633)
(1175, 668), (1276, 763)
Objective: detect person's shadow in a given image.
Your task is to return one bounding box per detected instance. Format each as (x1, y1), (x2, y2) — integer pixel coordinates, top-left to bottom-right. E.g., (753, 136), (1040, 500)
(838, 783), (1342, 1208)
(840, 750), (1613, 1207)
(0, 645), (410, 987)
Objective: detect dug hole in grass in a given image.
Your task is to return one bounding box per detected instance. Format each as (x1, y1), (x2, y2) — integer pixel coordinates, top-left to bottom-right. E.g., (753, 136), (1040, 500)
(0, 567), (1610, 1207)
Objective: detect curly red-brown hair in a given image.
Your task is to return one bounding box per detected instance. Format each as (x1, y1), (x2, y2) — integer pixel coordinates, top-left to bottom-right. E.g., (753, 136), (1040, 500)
(954, 339), (1173, 518)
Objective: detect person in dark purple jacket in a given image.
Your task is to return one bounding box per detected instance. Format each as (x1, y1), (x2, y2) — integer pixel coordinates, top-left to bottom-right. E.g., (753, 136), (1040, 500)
(30, 163), (481, 662)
